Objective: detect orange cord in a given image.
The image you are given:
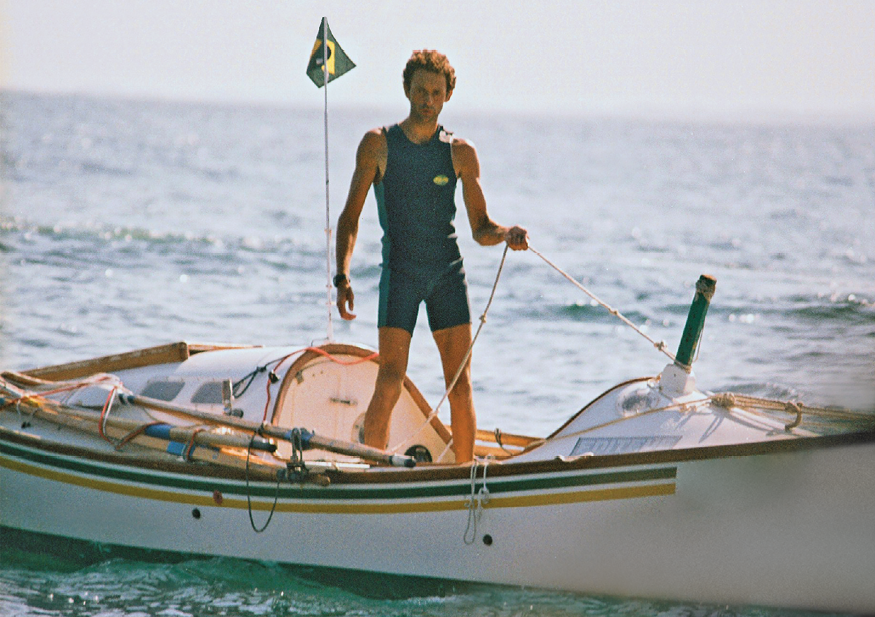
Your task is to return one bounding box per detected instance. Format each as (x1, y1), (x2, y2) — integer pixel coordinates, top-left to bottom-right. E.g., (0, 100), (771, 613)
(260, 346), (379, 423)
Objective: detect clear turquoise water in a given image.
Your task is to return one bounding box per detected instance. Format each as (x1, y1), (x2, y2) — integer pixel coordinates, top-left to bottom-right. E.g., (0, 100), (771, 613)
(1, 92), (873, 615)
(0, 530), (843, 617)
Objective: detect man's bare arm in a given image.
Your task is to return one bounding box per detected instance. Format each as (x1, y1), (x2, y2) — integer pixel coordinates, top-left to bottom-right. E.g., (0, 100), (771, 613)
(335, 130), (385, 320)
(453, 138), (528, 250)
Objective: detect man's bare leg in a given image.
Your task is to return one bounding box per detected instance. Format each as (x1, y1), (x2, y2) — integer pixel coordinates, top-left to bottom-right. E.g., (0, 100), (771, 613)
(433, 323), (476, 463)
(362, 326), (412, 450)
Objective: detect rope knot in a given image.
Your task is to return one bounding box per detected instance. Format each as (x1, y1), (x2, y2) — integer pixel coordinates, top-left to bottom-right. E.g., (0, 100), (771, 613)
(712, 393), (736, 408)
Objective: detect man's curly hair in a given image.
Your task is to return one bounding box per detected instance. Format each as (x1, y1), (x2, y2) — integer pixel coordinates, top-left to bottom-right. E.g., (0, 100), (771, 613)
(402, 50), (456, 95)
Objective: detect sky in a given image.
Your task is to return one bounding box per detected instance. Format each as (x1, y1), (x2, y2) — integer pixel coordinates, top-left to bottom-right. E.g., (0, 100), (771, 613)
(1, 0), (874, 120)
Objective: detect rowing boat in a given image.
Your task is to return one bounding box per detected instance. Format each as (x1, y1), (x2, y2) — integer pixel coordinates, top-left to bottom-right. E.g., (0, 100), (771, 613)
(2, 274), (873, 613)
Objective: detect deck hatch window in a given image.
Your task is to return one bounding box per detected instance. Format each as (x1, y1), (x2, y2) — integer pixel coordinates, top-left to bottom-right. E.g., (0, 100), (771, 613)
(140, 380), (185, 402)
(191, 382), (224, 404)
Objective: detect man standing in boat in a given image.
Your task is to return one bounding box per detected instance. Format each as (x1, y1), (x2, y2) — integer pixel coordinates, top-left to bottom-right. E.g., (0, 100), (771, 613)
(334, 50), (528, 464)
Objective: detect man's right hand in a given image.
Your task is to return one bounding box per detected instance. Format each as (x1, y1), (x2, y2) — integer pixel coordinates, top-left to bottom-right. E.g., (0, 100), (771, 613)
(337, 283), (356, 320)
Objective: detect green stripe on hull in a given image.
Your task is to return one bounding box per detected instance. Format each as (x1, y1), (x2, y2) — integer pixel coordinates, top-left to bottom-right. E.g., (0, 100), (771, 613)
(1, 440), (675, 505)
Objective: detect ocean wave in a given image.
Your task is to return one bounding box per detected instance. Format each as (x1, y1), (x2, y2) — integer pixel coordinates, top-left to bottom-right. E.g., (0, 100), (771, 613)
(783, 293), (875, 323)
(553, 302), (653, 325)
(0, 216), (323, 256)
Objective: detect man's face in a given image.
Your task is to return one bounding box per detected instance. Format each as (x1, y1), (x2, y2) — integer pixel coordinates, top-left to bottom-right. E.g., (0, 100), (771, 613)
(405, 69), (451, 122)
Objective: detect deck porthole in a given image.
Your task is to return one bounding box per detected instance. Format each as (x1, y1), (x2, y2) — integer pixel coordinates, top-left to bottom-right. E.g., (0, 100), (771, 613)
(404, 445), (433, 462)
(192, 508), (202, 520)
(483, 534), (493, 546)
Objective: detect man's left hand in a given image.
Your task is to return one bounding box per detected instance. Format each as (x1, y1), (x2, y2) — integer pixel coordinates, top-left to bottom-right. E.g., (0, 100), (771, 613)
(505, 226), (529, 251)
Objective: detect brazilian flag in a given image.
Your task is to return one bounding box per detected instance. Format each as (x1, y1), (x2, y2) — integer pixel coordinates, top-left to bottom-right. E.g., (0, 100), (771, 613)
(306, 18), (355, 88)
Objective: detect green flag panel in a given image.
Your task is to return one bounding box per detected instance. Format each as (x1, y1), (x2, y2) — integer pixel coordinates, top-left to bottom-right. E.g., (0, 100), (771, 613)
(306, 19), (355, 88)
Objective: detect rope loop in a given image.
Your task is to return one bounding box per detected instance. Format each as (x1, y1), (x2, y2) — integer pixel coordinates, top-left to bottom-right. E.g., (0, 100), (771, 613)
(784, 401), (804, 431)
(245, 432), (282, 533)
(182, 428), (207, 461)
(464, 458), (491, 544)
(97, 386), (119, 445)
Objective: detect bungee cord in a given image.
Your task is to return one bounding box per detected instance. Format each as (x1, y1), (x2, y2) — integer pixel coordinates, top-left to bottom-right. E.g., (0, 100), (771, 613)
(245, 432), (283, 533)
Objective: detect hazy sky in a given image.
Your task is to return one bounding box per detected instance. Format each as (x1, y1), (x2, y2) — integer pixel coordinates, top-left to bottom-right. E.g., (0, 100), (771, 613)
(2, 0), (874, 120)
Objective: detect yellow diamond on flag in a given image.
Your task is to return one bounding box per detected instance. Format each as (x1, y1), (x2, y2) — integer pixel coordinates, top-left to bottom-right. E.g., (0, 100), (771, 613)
(310, 39), (336, 75)
(306, 18), (355, 88)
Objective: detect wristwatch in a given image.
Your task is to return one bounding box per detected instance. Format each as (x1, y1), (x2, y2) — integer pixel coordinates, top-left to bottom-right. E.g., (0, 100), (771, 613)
(333, 273), (349, 287)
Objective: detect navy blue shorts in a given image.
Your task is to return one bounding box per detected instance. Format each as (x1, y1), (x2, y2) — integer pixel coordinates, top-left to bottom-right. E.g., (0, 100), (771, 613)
(378, 260), (471, 334)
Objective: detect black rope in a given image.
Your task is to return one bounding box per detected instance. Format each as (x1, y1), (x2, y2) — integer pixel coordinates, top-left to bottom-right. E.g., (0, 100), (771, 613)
(233, 353), (297, 398)
(245, 432), (282, 533)
(233, 366), (266, 398)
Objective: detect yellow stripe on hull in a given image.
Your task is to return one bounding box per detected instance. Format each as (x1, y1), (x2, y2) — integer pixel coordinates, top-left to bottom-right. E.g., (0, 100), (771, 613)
(1, 455), (674, 515)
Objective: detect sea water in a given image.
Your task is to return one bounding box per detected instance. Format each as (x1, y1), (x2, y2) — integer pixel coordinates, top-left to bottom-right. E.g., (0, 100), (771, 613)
(1, 91), (873, 616)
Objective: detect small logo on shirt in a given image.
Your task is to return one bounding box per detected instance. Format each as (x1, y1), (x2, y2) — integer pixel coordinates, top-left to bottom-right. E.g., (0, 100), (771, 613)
(433, 175), (450, 186)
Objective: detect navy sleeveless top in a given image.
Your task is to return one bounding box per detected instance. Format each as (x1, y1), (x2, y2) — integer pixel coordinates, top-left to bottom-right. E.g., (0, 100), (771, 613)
(374, 124), (461, 273)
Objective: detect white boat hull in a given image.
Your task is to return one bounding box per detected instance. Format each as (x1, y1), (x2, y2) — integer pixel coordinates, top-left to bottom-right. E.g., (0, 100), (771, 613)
(3, 428), (873, 613)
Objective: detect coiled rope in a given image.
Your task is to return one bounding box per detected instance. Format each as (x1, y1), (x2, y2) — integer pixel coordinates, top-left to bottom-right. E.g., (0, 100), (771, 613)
(463, 457), (491, 544)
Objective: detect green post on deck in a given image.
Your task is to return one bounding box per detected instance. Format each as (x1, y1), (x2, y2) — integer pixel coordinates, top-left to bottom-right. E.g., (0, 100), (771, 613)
(675, 275), (717, 371)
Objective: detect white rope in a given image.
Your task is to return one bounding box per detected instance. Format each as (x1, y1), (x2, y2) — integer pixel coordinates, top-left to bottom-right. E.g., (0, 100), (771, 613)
(527, 245), (676, 362)
(711, 392), (875, 430)
(393, 243), (682, 461)
(463, 458), (491, 544)
(99, 385), (119, 442)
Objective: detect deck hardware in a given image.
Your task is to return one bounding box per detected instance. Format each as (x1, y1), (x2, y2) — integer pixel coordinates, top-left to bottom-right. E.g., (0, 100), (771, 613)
(221, 379), (244, 417)
(405, 445), (433, 463)
(281, 428), (308, 482)
(675, 275), (716, 370)
(192, 508), (201, 520)
(660, 275), (717, 395)
(784, 401), (804, 431)
(222, 379), (233, 413)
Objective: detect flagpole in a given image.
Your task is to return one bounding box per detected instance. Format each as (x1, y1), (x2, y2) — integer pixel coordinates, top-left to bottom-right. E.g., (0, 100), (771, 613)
(321, 16), (333, 342)
(307, 17), (353, 342)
